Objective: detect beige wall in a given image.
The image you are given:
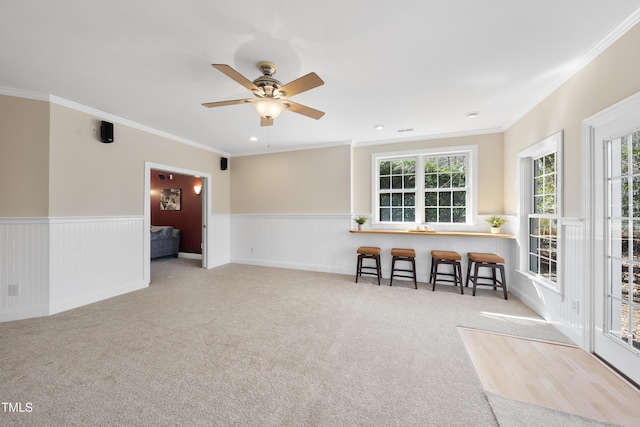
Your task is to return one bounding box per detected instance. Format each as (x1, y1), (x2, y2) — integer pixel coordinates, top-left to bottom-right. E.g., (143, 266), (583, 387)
(48, 103), (229, 216)
(352, 133), (504, 215)
(0, 95), (50, 217)
(0, 100), (229, 218)
(231, 145), (351, 214)
(504, 22), (640, 217)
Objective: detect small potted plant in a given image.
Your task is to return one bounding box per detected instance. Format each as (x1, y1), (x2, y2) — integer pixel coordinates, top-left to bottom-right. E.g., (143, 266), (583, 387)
(354, 215), (368, 231)
(486, 216), (507, 234)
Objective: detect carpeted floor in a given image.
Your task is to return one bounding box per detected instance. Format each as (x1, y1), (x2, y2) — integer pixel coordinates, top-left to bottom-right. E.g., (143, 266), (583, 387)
(0, 259), (613, 426)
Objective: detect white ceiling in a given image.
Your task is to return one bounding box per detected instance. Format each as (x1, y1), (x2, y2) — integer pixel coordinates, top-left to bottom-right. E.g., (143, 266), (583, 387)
(2, 1), (640, 156)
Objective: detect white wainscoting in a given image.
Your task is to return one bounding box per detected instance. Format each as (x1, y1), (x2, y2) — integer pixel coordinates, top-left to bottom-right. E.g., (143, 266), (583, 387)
(0, 218), (50, 321)
(231, 214), (355, 274)
(207, 214), (231, 268)
(509, 219), (584, 344)
(49, 217), (146, 315)
(0, 216), (147, 322)
(230, 214), (516, 283)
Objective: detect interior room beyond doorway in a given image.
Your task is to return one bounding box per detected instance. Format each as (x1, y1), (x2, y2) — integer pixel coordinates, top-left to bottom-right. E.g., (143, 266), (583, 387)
(150, 169), (203, 263)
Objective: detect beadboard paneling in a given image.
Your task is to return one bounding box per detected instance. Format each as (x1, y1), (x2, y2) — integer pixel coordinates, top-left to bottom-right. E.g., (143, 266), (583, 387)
(231, 215), (516, 283)
(49, 216), (146, 315)
(509, 219), (584, 344)
(207, 214), (231, 268)
(0, 219), (50, 320)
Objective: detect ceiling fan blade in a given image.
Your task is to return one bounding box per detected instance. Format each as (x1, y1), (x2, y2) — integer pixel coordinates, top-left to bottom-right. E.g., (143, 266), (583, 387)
(260, 117), (274, 127)
(284, 101), (325, 120)
(201, 99), (252, 108)
(212, 64), (260, 92)
(278, 72), (324, 97)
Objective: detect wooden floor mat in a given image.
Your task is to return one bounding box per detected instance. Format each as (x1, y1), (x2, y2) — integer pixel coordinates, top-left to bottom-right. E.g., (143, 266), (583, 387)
(458, 327), (640, 426)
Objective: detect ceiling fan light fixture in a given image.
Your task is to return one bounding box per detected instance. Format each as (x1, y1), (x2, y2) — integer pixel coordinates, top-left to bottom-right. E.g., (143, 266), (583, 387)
(252, 98), (285, 119)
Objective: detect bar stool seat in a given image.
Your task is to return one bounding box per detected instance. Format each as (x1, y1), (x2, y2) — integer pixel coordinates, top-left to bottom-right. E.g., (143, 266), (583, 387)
(355, 246), (382, 285)
(465, 252), (507, 299)
(390, 248), (417, 289)
(430, 250), (463, 294)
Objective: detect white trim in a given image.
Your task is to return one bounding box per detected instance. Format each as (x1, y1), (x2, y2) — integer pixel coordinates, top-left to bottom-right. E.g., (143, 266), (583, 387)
(502, 7), (640, 132)
(584, 7), (640, 71)
(231, 213), (351, 219)
(515, 269), (564, 300)
(0, 217), (49, 224)
(583, 89), (640, 383)
(352, 128), (503, 148)
(0, 86), (49, 101)
(0, 305), (49, 323)
(0, 87), (230, 157)
(234, 140), (353, 157)
(370, 145), (478, 229)
(178, 252), (203, 260)
(49, 281), (147, 316)
(49, 215), (145, 223)
(517, 131), (563, 294)
(50, 95), (229, 156)
(144, 162), (213, 282)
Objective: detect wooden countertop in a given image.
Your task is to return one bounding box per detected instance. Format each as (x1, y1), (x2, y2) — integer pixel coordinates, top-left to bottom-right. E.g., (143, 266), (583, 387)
(349, 229), (516, 239)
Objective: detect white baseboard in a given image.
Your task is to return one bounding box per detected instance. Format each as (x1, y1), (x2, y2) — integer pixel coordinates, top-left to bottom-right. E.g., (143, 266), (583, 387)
(0, 305), (49, 323)
(509, 286), (582, 346)
(49, 281), (148, 316)
(178, 252), (202, 260)
(231, 257), (352, 276)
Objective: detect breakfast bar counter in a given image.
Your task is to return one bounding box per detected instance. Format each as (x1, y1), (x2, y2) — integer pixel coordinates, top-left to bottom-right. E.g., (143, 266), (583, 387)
(349, 228), (516, 284)
(349, 229), (515, 239)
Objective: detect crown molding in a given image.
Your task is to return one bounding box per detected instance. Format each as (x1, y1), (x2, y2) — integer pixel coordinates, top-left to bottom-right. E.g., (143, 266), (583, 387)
(0, 86), (50, 101)
(502, 7), (640, 131)
(0, 87), (230, 157)
(351, 127), (504, 148)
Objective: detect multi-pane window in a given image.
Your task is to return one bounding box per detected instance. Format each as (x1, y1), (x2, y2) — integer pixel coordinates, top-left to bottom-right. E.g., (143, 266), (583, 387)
(375, 149), (473, 225)
(379, 159), (416, 222)
(424, 155), (467, 223)
(528, 152), (558, 282)
(519, 131), (562, 289)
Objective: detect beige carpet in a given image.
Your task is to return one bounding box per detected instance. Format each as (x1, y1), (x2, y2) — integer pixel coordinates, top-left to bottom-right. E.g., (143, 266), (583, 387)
(0, 259), (607, 426)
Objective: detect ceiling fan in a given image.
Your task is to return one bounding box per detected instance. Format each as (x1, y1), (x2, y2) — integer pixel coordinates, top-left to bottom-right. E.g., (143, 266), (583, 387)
(202, 61), (325, 126)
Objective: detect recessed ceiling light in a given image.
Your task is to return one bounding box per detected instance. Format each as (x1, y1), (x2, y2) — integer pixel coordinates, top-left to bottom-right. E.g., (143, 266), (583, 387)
(249, 136), (258, 142)
(466, 112), (480, 119)
(374, 125), (384, 130)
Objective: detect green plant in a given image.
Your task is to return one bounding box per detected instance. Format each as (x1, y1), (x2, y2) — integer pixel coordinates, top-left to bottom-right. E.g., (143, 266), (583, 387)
(486, 216), (507, 228)
(354, 216), (368, 225)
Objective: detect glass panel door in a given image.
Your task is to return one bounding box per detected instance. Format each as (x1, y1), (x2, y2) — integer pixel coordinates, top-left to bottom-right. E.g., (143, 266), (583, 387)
(605, 132), (640, 352)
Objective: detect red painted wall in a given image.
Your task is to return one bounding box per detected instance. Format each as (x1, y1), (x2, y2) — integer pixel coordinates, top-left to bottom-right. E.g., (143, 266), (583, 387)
(150, 170), (202, 254)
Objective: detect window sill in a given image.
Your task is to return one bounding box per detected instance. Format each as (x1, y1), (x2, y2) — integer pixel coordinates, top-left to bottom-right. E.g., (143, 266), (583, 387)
(515, 269), (564, 300)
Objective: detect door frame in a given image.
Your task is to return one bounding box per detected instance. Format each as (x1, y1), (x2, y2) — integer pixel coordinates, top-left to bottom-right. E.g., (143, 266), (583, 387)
(144, 162), (212, 284)
(583, 90), (640, 384)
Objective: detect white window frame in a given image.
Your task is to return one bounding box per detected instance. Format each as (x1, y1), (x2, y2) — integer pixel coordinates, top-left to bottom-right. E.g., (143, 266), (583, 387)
(371, 145), (478, 230)
(517, 131), (563, 293)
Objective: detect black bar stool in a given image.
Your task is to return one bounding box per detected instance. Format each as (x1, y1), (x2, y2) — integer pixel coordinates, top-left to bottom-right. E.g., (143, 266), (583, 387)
(390, 248), (417, 289)
(430, 250), (463, 294)
(355, 246), (382, 285)
(465, 252), (508, 300)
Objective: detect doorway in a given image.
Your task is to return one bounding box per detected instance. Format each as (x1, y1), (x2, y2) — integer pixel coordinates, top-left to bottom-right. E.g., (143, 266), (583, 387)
(586, 91), (640, 385)
(144, 162), (211, 283)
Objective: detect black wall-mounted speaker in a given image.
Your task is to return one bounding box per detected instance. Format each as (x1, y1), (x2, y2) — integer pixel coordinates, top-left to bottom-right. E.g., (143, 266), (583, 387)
(100, 121), (114, 143)
(220, 157), (228, 171)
